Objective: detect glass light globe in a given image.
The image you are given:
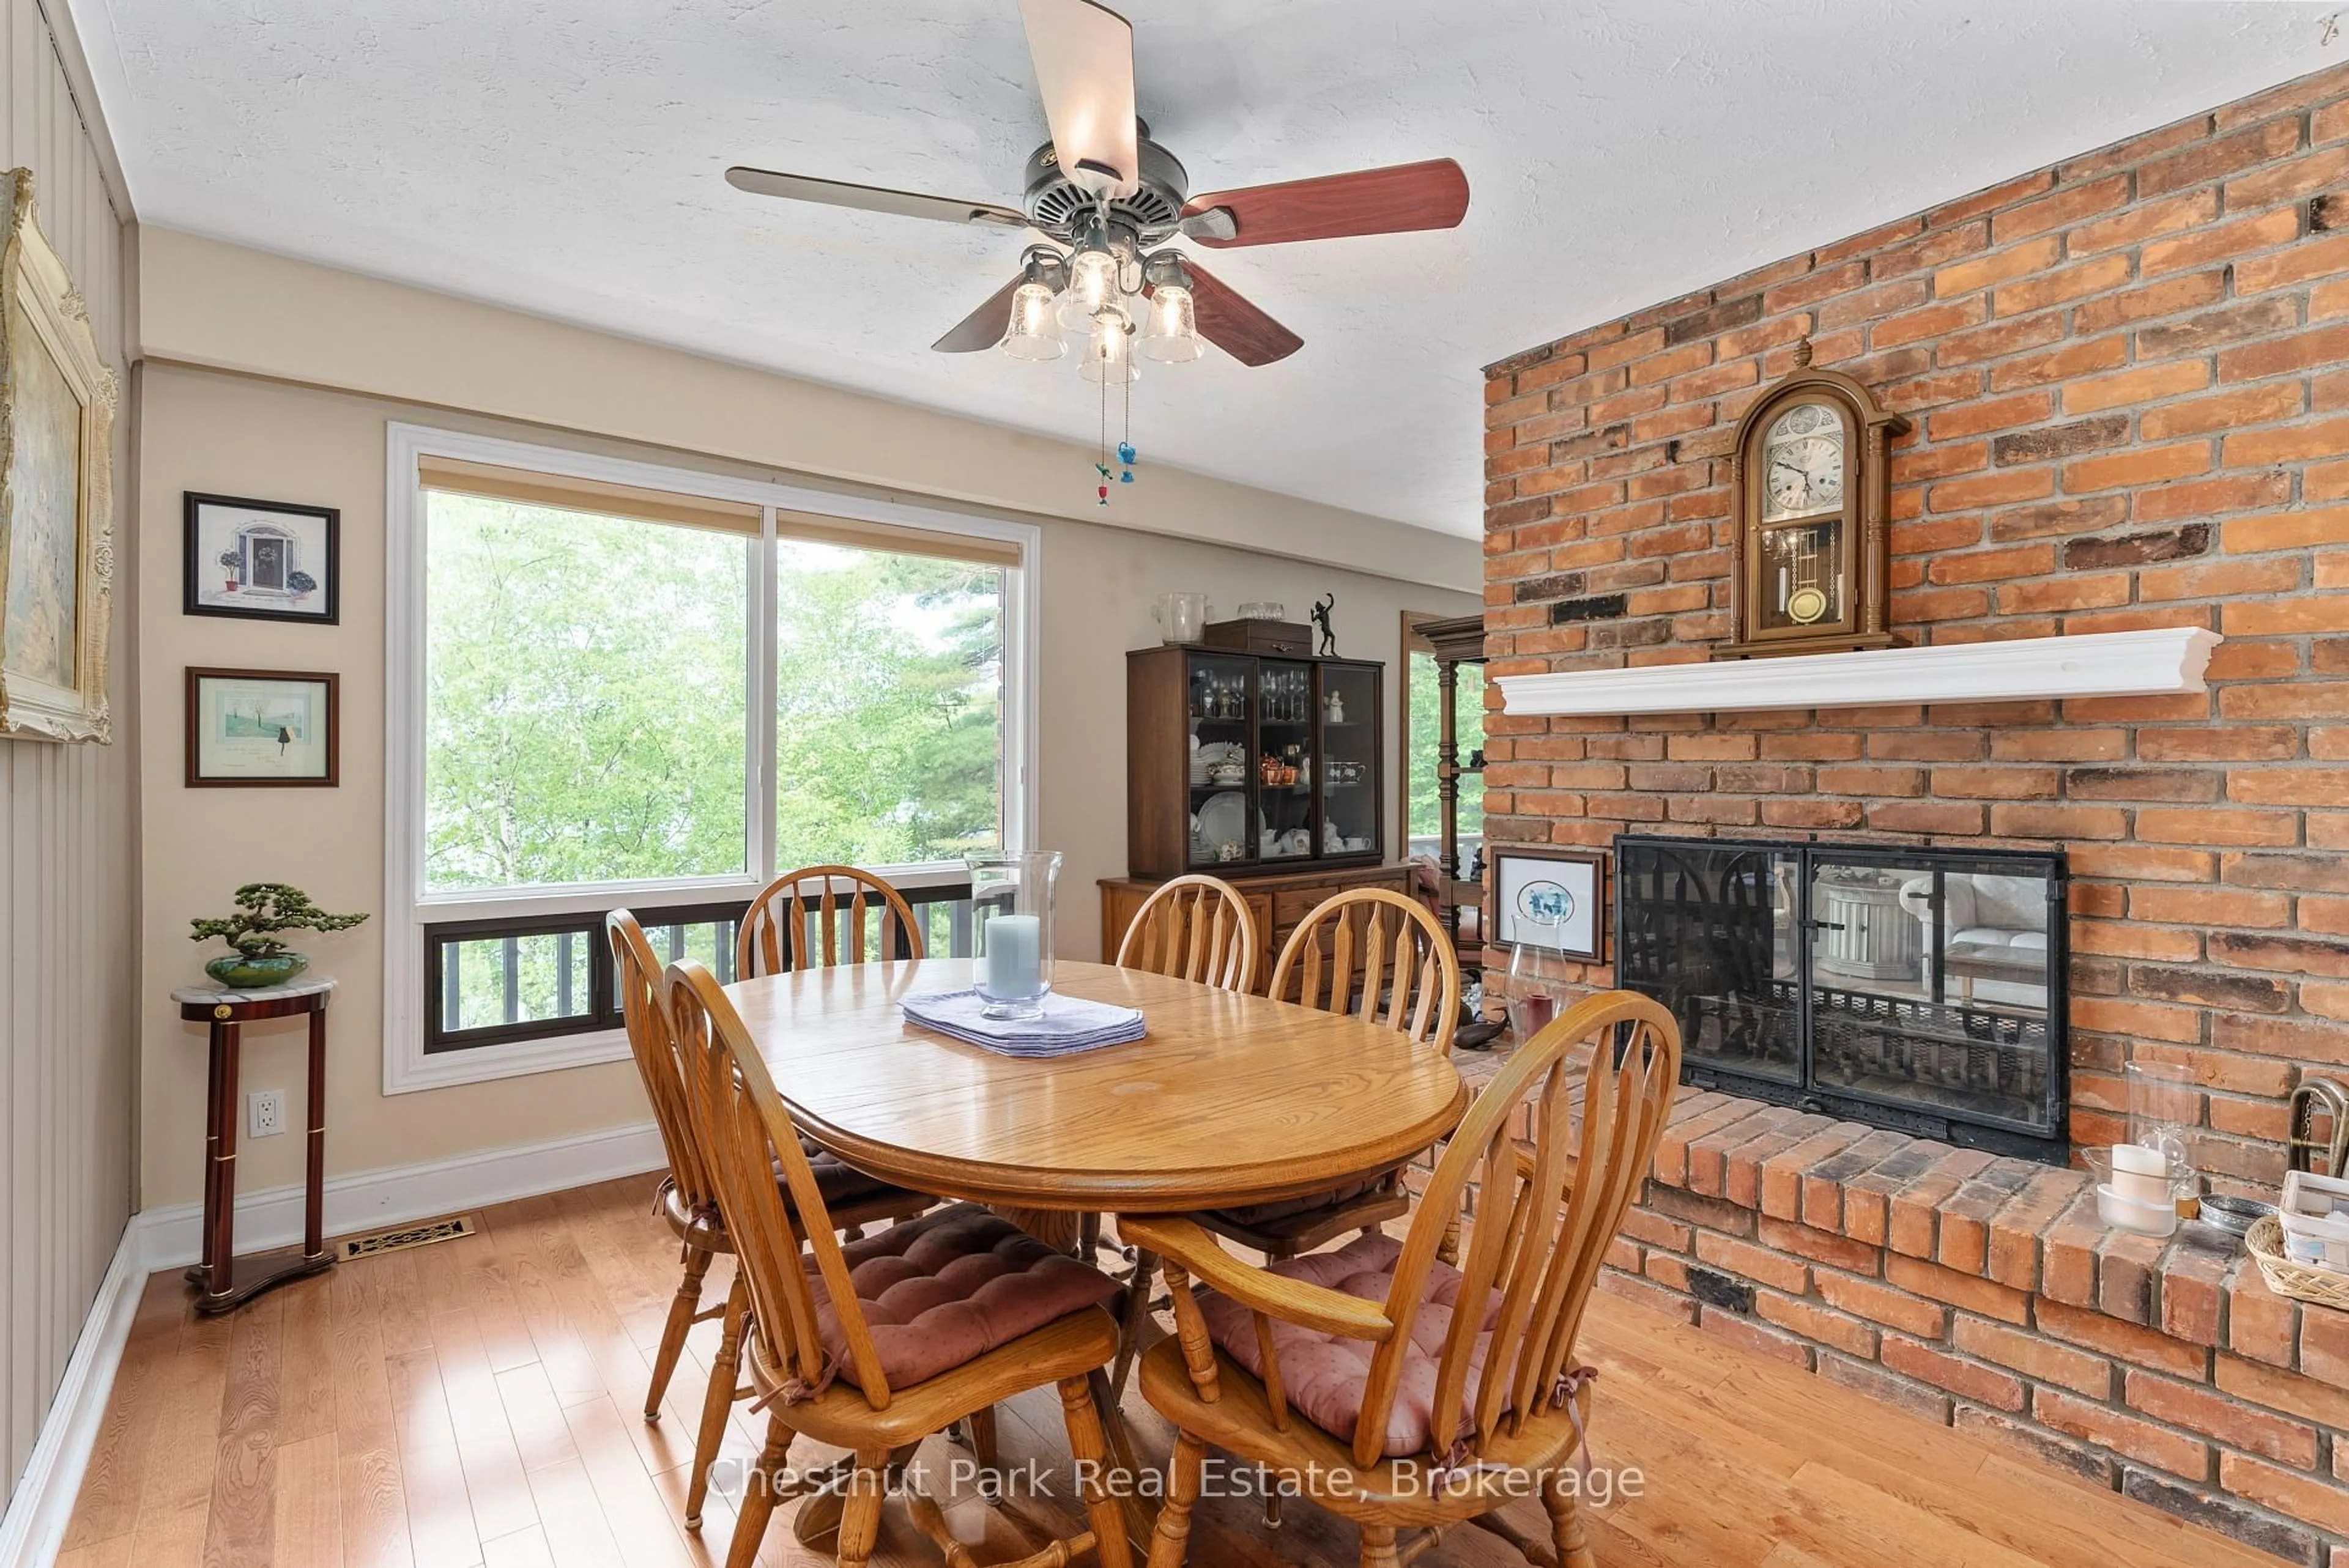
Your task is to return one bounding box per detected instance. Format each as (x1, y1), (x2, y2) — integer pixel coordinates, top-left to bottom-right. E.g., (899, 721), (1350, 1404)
(1001, 279), (1066, 361)
(1138, 282), (1204, 363)
(1057, 246), (1119, 330)
(1078, 309), (1140, 385)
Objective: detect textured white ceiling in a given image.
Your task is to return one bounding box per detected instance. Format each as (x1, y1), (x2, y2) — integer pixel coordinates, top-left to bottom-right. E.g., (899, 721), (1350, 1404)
(73, 1), (2339, 538)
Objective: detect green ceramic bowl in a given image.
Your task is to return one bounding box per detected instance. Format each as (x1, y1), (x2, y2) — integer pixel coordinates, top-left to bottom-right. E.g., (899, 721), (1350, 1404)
(204, 952), (310, 989)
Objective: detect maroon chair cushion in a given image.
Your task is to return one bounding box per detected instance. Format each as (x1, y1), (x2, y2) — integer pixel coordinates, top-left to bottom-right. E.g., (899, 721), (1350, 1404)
(807, 1204), (1119, 1394)
(1196, 1232), (1499, 1457)
(1208, 1175), (1385, 1228)
(796, 1136), (907, 1211)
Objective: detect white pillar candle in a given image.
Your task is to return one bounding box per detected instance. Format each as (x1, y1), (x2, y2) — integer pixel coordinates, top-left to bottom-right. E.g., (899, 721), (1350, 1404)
(2110, 1142), (2171, 1209)
(985, 914), (1042, 1000)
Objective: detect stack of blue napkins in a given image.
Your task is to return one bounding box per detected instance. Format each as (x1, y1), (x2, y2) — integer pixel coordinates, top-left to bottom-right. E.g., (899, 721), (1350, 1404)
(900, 989), (1146, 1057)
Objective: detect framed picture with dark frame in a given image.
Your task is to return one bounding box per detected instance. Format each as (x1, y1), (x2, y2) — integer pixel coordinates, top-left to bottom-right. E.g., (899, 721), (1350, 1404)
(1491, 845), (1605, 960)
(185, 668), (340, 787)
(183, 493), (340, 624)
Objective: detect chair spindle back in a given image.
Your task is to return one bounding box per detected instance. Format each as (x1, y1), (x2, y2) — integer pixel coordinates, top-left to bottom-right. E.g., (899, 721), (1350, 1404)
(737, 865), (926, 979)
(1270, 888), (1461, 1056)
(1352, 990), (1679, 1471)
(664, 960), (903, 1407)
(1116, 874), (1260, 993)
(609, 911), (716, 1215)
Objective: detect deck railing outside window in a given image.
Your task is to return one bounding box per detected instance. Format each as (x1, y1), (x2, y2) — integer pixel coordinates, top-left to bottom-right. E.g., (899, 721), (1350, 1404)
(423, 881), (976, 1053)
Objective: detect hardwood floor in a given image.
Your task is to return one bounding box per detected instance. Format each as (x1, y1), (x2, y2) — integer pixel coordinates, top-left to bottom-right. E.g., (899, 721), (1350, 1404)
(60, 1174), (2266, 1568)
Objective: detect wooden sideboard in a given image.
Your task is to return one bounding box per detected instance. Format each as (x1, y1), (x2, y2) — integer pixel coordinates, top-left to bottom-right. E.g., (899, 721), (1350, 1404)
(1099, 862), (1416, 994)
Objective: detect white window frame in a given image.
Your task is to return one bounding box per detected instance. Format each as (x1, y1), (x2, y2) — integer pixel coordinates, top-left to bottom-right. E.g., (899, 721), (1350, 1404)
(383, 423), (1042, 1093)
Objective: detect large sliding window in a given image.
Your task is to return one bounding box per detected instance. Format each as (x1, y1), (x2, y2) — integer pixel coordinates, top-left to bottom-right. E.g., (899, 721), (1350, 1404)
(385, 427), (1037, 1091)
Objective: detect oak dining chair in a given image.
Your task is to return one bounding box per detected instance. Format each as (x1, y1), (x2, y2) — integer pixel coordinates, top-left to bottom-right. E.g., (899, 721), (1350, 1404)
(1115, 873), (1261, 993)
(665, 958), (1137, 1568)
(608, 910), (930, 1530)
(734, 865), (1017, 1471)
(733, 868), (946, 1240)
(737, 863), (927, 978)
(1122, 989), (1682, 1568)
(1190, 887), (1461, 1260)
(1098, 873), (1262, 1290)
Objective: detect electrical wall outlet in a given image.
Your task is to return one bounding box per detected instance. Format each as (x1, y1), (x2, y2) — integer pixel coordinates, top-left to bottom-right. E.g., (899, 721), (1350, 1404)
(248, 1088), (286, 1139)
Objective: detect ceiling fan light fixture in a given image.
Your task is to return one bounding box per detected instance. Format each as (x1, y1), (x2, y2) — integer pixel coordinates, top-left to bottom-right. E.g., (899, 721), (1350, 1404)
(1077, 308), (1140, 385)
(1137, 255), (1203, 363)
(1058, 242), (1121, 330)
(1001, 278), (1067, 361)
(1137, 283), (1202, 363)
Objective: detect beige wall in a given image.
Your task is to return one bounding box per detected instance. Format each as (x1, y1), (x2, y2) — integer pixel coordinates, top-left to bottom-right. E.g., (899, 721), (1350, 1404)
(0, 0), (137, 1495)
(136, 361), (1475, 1208)
(137, 229), (1480, 594)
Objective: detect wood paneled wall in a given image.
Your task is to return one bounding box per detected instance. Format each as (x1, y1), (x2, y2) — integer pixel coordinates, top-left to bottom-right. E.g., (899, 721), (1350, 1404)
(0, 0), (133, 1500)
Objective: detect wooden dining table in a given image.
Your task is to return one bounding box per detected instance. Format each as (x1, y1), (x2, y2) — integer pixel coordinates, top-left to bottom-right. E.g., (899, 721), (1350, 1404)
(721, 955), (1468, 1550)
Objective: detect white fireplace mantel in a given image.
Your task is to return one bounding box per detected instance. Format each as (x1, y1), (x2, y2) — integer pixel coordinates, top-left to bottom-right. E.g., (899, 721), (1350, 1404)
(1495, 627), (2221, 719)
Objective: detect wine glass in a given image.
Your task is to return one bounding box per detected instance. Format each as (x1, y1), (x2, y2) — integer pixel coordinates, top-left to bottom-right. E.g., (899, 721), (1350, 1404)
(1506, 924), (1566, 1044)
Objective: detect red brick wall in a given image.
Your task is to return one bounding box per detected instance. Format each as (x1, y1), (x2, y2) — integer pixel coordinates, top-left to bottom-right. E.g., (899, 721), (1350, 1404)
(1482, 63), (2349, 1191)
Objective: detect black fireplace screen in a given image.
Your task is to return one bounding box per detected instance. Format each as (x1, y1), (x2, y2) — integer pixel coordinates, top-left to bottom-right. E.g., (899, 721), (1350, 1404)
(1613, 835), (2068, 1162)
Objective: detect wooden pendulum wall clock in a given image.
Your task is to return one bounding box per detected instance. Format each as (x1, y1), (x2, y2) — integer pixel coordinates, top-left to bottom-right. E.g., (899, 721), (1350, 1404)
(1718, 342), (1909, 659)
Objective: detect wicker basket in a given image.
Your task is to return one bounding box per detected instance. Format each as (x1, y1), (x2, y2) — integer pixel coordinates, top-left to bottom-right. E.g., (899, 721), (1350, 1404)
(2248, 1215), (2349, 1311)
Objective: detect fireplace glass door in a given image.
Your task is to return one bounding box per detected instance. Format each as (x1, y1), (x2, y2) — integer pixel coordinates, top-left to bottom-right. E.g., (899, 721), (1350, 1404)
(1616, 836), (2066, 1161)
(1807, 854), (2057, 1136)
(1614, 840), (1802, 1086)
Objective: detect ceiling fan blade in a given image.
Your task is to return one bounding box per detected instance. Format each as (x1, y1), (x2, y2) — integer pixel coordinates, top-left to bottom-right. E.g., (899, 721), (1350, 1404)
(1184, 261), (1302, 367)
(1180, 158), (1470, 248)
(725, 166), (1028, 228)
(932, 274), (1031, 353)
(1018, 0), (1140, 199)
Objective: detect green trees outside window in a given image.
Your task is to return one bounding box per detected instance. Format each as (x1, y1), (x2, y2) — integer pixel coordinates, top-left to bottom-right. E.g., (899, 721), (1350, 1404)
(1405, 647), (1483, 844)
(423, 490), (1003, 896)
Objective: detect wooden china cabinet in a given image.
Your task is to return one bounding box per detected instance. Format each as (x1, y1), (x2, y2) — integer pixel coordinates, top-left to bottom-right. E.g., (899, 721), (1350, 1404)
(1104, 645), (1406, 989)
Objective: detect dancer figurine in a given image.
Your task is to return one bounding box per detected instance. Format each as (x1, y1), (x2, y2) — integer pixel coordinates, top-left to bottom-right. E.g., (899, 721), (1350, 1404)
(1312, 593), (1337, 657)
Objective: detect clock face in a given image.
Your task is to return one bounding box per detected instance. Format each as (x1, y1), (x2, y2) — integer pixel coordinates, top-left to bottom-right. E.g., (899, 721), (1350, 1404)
(1762, 402), (1846, 522)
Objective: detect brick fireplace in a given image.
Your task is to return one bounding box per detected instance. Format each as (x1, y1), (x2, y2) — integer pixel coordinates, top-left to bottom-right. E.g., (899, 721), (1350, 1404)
(1479, 61), (2349, 1563)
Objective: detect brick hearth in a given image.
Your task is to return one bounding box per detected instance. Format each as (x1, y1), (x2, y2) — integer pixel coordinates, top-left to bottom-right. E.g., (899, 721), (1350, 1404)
(1475, 56), (2349, 1566)
(1432, 1064), (2349, 1562)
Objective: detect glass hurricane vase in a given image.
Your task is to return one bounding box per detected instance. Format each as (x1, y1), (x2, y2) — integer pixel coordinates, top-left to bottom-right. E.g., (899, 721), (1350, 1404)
(968, 851), (1062, 1020)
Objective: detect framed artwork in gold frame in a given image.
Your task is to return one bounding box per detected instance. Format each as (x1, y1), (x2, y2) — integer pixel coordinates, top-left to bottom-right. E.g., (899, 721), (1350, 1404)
(0, 169), (117, 742)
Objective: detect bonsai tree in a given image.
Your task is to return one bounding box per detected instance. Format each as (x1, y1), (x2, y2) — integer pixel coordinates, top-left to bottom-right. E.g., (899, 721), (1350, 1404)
(190, 882), (369, 958)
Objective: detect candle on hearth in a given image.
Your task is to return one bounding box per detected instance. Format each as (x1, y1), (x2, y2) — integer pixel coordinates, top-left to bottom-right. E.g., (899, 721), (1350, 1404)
(985, 914), (1042, 1000)
(2110, 1142), (2171, 1209)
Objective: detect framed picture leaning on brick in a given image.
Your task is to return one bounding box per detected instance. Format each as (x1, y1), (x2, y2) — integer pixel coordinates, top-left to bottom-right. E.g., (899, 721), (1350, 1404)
(1490, 844), (1603, 961)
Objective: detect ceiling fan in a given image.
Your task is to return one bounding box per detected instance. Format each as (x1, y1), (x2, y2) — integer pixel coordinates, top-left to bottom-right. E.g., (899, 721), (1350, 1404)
(724, 0), (1469, 375)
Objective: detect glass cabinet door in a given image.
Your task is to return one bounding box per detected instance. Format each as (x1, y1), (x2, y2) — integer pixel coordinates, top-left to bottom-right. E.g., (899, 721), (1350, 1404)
(1186, 653), (1258, 870)
(1255, 659), (1314, 862)
(1316, 664), (1378, 859)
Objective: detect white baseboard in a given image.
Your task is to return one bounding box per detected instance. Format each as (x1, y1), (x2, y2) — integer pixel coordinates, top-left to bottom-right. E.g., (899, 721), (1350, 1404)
(137, 1119), (666, 1272)
(0, 1224), (141, 1568)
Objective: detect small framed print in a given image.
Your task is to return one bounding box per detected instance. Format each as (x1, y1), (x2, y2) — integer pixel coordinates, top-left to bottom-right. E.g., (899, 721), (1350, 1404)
(184, 493), (340, 624)
(1492, 846), (1605, 960)
(186, 668), (340, 787)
